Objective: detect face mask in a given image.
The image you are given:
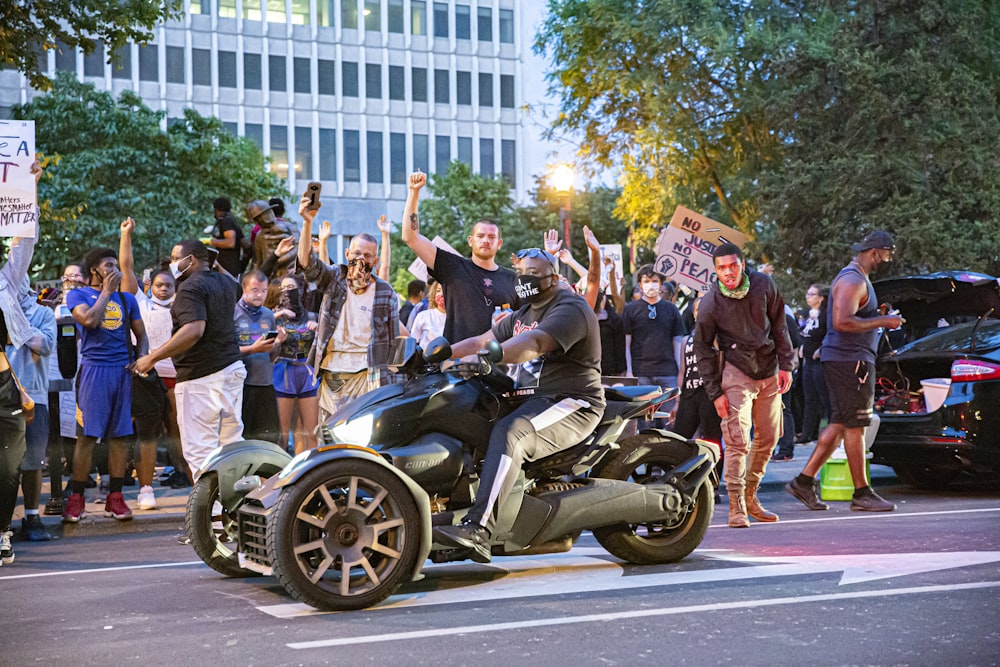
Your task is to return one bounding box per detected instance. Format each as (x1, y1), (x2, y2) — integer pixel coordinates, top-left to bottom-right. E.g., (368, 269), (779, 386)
(347, 258), (374, 294)
(874, 252), (894, 274)
(169, 254), (193, 280)
(434, 293), (445, 310)
(280, 289), (303, 313)
(643, 284), (660, 299)
(151, 295), (174, 308)
(514, 274), (553, 303)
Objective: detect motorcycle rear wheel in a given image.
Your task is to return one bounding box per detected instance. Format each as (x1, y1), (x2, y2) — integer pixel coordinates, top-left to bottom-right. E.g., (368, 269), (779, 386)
(266, 459), (422, 611)
(592, 434), (714, 564)
(186, 472), (259, 578)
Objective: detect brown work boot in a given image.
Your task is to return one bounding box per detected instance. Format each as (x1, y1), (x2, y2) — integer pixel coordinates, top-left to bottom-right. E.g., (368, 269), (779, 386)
(745, 482), (779, 522)
(728, 493), (750, 528)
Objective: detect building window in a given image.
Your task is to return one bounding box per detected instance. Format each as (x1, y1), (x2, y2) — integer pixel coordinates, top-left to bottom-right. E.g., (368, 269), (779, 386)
(433, 2), (448, 38)
(411, 0), (426, 35)
(244, 53), (262, 89)
(411, 67), (427, 102)
(55, 40), (76, 72)
(499, 8), (513, 43)
(223, 121), (238, 136)
(457, 137), (472, 167)
(319, 128), (337, 180)
(388, 65), (404, 100)
(344, 129), (361, 182)
(367, 131), (383, 184)
(364, 0), (380, 31)
(390, 132), (406, 184)
(294, 57), (311, 93)
(479, 138), (494, 177)
(501, 139), (515, 186)
(295, 126), (313, 179)
(84, 44), (105, 77)
(478, 72), (492, 107)
(387, 0), (404, 33)
(342, 61), (359, 96)
(318, 0), (335, 26)
(365, 63), (382, 99)
(433, 69), (449, 104)
(269, 55), (286, 91)
(456, 71), (471, 105)
(500, 74), (514, 108)
(342, 0), (358, 29)
(413, 133), (428, 172)
(192, 48), (211, 85)
(111, 46), (132, 79)
(165, 46), (184, 83)
(455, 4), (470, 39)
(138, 44), (157, 81)
(267, 0), (285, 23)
(477, 6), (492, 41)
(245, 0), (261, 20)
(291, 0), (309, 24)
(218, 50), (237, 87)
(271, 125), (289, 179)
(245, 123), (264, 151)
(219, 0), (237, 17)
(435, 134), (450, 172)
(318, 59), (336, 95)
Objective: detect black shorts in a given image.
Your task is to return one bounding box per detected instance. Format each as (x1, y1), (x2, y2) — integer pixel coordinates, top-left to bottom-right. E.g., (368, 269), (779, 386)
(822, 360), (875, 428)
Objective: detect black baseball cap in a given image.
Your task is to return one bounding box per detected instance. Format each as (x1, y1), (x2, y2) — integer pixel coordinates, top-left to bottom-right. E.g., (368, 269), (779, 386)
(851, 230), (896, 253)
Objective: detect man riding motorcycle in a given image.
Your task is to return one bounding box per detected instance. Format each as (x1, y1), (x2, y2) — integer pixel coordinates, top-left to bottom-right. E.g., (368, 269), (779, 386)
(434, 248), (605, 562)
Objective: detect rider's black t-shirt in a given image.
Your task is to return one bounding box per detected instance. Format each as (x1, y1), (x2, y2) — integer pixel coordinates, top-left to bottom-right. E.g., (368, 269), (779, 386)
(429, 248), (518, 344)
(492, 287), (605, 409)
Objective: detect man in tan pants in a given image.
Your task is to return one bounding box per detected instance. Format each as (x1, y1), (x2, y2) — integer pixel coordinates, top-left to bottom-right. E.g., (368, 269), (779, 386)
(693, 243), (794, 527)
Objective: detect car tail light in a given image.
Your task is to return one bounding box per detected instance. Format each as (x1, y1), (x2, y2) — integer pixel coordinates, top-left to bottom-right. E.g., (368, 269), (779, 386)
(951, 360), (1000, 382)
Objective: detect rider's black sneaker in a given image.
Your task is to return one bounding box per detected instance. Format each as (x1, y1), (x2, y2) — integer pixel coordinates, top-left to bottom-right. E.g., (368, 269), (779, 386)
(433, 521), (492, 564)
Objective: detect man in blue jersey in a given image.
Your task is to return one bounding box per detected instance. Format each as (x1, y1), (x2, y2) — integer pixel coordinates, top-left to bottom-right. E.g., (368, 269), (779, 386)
(63, 247), (149, 523)
(786, 231), (903, 512)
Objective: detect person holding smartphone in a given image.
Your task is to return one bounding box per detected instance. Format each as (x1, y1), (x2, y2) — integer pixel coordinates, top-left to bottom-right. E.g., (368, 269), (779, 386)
(234, 269), (280, 445)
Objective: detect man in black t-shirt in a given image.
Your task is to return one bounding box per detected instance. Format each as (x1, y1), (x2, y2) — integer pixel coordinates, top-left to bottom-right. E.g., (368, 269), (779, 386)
(433, 248), (604, 564)
(401, 171), (518, 343)
(210, 197), (246, 277)
(134, 239), (245, 479)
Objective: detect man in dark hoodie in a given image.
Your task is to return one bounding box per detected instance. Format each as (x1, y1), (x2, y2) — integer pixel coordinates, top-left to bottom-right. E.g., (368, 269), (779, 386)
(693, 243), (794, 528)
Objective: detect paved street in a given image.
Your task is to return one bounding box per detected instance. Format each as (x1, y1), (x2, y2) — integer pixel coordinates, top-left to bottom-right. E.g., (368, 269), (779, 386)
(4, 458), (999, 666)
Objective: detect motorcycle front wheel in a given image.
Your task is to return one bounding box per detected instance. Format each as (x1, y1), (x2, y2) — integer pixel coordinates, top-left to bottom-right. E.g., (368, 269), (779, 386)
(186, 472), (259, 578)
(592, 433), (714, 564)
(266, 459), (422, 611)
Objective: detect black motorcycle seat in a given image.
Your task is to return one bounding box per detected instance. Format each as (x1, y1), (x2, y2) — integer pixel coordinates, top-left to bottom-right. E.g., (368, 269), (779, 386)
(603, 385), (663, 402)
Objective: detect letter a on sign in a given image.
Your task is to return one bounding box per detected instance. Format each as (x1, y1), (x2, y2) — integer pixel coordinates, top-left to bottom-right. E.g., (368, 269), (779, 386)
(0, 120), (37, 238)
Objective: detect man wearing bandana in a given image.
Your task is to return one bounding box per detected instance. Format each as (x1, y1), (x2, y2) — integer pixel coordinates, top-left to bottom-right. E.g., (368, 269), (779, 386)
(693, 242), (794, 528)
(433, 248), (604, 563)
(296, 196), (401, 421)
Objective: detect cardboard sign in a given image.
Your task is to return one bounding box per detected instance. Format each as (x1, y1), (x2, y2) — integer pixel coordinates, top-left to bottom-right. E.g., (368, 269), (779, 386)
(0, 120), (37, 238)
(406, 236), (463, 282)
(653, 206), (747, 293)
(599, 243), (624, 288)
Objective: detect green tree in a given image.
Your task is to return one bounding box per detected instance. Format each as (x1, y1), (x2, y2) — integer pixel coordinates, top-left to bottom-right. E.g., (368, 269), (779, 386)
(13, 72), (287, 276)
(0, 0), (182, 90)
(756, 0), (1000, 285)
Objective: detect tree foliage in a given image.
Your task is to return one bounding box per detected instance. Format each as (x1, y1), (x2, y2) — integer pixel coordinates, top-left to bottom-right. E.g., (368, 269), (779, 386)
(0, 0), (182, 90)
(13, 72), (287, 276)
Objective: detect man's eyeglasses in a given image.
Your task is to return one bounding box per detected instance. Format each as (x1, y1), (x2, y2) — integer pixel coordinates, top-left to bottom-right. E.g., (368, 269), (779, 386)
(514, 248), (557, 266)
(648, 304), (657, 320)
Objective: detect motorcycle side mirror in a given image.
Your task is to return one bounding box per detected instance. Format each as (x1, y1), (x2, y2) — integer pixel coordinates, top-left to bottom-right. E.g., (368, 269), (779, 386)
(479, 339), (503, 364)
(423, 337), (452, 364)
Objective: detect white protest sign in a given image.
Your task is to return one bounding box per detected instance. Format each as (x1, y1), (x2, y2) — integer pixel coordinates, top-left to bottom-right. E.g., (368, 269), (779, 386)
(406, 235), (463, 282)
(653, 206), (748, 293)
(599, 243), (624, 288)
(0, 120), (37, 238)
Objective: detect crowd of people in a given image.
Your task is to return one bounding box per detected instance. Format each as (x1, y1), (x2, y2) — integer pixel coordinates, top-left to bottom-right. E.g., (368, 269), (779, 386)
(0, 163), (902, 568)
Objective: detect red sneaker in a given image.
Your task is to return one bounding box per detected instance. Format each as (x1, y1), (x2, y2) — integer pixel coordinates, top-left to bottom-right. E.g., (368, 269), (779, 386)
(103, 492), (133, 521)
(62, 493), (87, 523)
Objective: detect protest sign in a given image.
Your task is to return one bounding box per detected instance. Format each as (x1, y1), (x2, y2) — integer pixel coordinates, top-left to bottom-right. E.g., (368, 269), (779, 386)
(406, 235), (462, 282)
(653, 206), (747, 293)
(0, 120), (36, 238)
(599, 243), (624, 287)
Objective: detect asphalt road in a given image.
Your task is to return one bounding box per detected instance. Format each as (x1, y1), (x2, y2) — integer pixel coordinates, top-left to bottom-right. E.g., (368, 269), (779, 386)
(5, 482), (999, 666)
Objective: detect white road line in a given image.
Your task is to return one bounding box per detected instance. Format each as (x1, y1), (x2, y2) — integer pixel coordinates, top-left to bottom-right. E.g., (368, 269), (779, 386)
(286, 580), (1000, 650)
(0, 561), (203, 581)
(708, 506), (1000, 528)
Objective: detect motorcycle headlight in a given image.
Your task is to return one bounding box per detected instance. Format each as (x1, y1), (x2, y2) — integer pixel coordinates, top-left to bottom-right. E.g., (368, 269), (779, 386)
(330, 413), (375, 446)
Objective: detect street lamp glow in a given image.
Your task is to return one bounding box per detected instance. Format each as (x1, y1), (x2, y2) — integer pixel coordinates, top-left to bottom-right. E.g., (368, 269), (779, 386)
(552, 164), (574, 193)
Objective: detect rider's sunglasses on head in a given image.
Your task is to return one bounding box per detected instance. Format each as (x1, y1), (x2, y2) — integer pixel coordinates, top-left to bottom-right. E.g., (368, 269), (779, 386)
(515, 248), (557, 267)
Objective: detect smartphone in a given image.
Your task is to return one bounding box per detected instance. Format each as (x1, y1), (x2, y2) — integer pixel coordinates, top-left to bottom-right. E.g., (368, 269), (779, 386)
(263, 330), (279, 341)
(306, 182), (322, 211)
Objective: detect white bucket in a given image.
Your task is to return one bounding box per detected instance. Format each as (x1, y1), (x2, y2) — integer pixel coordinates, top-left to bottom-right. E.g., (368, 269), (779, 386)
(921, 378), (952, 413)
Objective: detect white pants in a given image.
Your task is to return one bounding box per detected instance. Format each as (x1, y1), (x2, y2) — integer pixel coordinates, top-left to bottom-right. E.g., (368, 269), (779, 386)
(175, 361), (247, 479)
